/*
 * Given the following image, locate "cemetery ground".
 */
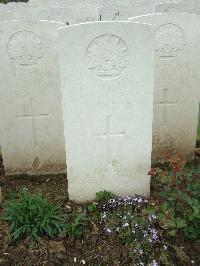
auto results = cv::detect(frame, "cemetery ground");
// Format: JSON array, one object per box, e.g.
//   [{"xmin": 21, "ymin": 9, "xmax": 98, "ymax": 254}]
[{"xmin": 0, "ymin": 151, "xmax": 199, "ymax": 266}]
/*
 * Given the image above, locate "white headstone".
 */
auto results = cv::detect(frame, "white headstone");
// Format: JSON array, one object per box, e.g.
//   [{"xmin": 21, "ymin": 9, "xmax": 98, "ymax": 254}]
[
  {"xmin": 14, "ymin": 7, "xmax": 73, "ymax": 24},
  {"xmin": 13, "ymin": 7, "xmax": 49, "ymax": 20},
  {"xmin": 27, "ymin": 0, "xmax": 59, "ymax": 8},
  {"xmin": 46, "ymin": 7, "xmax": 74, "ymax": 25},
  {"xmin": 0, "ymin": 20, "xmax": 66, "ymax": 175},
  {"xmin": 6, "ymin": 1, "xmax": 27, "ymax": 11},
  {"xmin": 70, "ymin": 1, "xmax": 98, "ymax": 23},
  {"xmin": 99, "ymin": 0, "xmax": 153, "ymax": 21},
  {"xmin": 155, "ymin": 0, "xmax": 200, "ymax": 15},
  {"xmin": 0, "ymin": 10, "xmax": 14, "ymax": 22},
  {"xmin": 0, "ymin": 3, "xmax": 7, "ymax": 9},
  {"xmin": 153, "ymin": 0, "xmax": 179, "ymax": 3},
  {"xmin": 129, "ymin": 13, "xmax": 200, "ymax": 160},
  {"xmin": 58, "ymin": 22, "xmax": 154, "ymax": 202}
]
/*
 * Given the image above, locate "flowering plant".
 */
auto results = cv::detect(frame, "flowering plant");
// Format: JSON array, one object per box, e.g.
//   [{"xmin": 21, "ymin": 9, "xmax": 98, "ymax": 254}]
[
  {"xmin": 150, "ymin": 153, "xmax": 200, "ymax": 239},
  {"xmin": 99, "ymin": 195, "xmax": 163, "ymax": 265}
]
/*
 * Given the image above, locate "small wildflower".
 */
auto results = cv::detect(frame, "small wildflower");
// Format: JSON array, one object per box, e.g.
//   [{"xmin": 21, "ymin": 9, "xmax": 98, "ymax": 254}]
[
  {"xmin": 148, "ymin": 214, "xmax": 157, "ymax": 222},
  {"xmin": 106, "ymin": 228, "xmax": 112, "ymax": 233},
  {"xmin": 74, "ymin": 257, "xmax": 77, "ymax": 262},
  {"xmin": 150, "ymin": 229, "xmax": 158, "ymax": 242},
  {"xmin": 163, "ymin": 245, "xmax": 168, "ymax": 250},
  {"xmin": 123, "ymin": 222, "xmax": 129, "ymax": 228},
  {"xmin": 81, "ymin": 259, "xmax": 86, "ymax": 265},
  {"xmin": 149, "ymin": 260, "xmax": 159, "ymax": 266},
  {"xmin": 139, "ymin": 249, "xmax": 143, "ymax": 254}
]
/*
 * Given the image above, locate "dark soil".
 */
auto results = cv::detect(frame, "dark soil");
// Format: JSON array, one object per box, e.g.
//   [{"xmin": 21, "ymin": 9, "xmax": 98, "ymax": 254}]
[
  {"xmin": 0, "ymin": 148, "xmax": 200, "ymax": 266},
  {"xmin": 0, "ymin": 172, "xmax": 199, "ymax": 266}
]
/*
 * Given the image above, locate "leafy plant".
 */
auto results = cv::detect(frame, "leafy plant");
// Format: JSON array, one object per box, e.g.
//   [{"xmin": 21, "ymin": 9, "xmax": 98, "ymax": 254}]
[
  {"xmin": 66, "ymin": 213, "xmax": 88, "ymax": 236},
  {"xmin": 151, "ymin": 154, "xmax": 200, "ymax": 239},
  {"xmin": 85, "ymin": 203, "xmax": 97, "ymax": 213},
  {"xmin": 96, "ymin": 190, "xmax": 115, "ymax": 202},
  {"xmin": 1, "ymin": 189, "xmax": 68, "ymax": 242}
]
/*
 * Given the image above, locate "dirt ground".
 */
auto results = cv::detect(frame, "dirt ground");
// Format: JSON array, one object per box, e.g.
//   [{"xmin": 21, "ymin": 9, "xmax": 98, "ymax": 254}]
[
  {"xmin": 0, "ymin": 147, "xmax": 199, "ymax": 266},
  {"xmin": 0, "ymin": 171, "xmax": 199, "ymax": 266}
]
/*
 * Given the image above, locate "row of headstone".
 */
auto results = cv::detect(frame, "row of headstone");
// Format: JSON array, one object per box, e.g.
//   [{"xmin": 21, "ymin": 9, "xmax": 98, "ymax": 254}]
[
  {"xmin": 61, "ymin": 14, "xmax": 200, "ymax": 201},
  {"xmin": 0, "ymin": 2, "xmax": 200, "ymax": 201},
  {"xmin": 1, "ymin": 0, "xmax": 200, "ymax": 24}
]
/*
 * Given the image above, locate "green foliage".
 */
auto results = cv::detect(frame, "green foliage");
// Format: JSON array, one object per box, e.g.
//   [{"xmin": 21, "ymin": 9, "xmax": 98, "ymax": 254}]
[
  {"xmin": 85, "ymin": 203, "xmax": 97, "ymax": 213},
  {"xmin": 0, "ymin": 1, "xmax": 28, "ymax": 3},
  {"xmin": 152, "ymin": 160, "xmax": 200, "ymax": 239},
  {"xmin": 1, "ymin": 190, "xmax": 68, "ymax": 242},
  {"xmin": 96, "ymin": 190, "xmax": 115, "ymax": 202},
  {"xmin": 65, "ymin": 213, "xmax": 88, "ymax": 236}
]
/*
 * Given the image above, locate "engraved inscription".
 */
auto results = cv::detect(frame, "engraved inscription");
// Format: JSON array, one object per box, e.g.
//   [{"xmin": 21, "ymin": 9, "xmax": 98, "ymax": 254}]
[
  {"xmin": 18, "ymin": 98, "xmax": 50, "ymax": 150},
  {"xmin": 8, "ymin": 30, "xmax": 44, "ymax": 66},
  {"xmin": 155, "ymin": 23, "xmax": 185, "ymax": 58},
  {"xmin": 154, "ymin": 88, "xmax": 177, "ymax": 128},
  {"xmin": 92, "ymin": 115, "xmax": 126, "ymax": 170},
  {"xmin": 86, "ymin": 34, "xmax": 129, "ymax": 78}
]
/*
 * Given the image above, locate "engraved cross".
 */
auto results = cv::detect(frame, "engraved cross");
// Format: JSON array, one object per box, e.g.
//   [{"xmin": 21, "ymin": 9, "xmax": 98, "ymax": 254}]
[
  {"xmin": 154, "ymin": 88, "xmax": 177, "ymax": 128},
  {"xmin": 92, "ymin": 115, "xmax": 126, "ymax": 168},
  {"xmin": 18, "ymin": 98, "xmax": 50, "ymax": 149}
]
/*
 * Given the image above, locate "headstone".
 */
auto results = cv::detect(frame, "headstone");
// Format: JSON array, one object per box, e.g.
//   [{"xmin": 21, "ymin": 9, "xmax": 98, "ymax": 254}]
[
  {"xmin": 0, "ymin": 20, "xmax": 66, "ymax": 175},
  {"xmin": 98, "ymin": 4, "xmax": 118, "ymax": 21},
  {"xmin": 129, "ymin": 13, "xmax": 200, "ymax": 160},
  {"xmin": 153, "ymin": 0, "xmax": 179, "ymax": 3},
  {"xmin": 99, "ymin": 0, "xmax": 153, "ymax": 21},
  {"xmin": 13, "ymin": 6, "xmax": 73, "ymax": 24},
  {"xmin": 0, "ymin": 10, "xmax": 14, "ymax": 22},
  {"xmin": 155, "ymin": 0, "xmax": 200, "ymax": 15},
  {"xmin": 58, "ymin": 22, "xmax": 154, "ymax": 201},
  {"xmin": 6, "ymin": 2, "xmax": 27, "ymax": 11},
  {"xmin": 28, "ymin": 0, "xmax": 96, "ymax": 8},
  {"xmin": 27, "ymin": 0, "xmax": 59, "ymax": 8},
  {"xmin": 13, "ymin": 7, "xmax": 49, "ymax": 20},
  {"xmin": 0, "ymin": 3, "xmax": 7, "ymax": 9},
  {"xmin": 70, "ymin": 1, "xmax": 98, "ymax": 23},
  {"xmin": 46, "ymin": 7, "xmax": 74, "ymax": 25}
]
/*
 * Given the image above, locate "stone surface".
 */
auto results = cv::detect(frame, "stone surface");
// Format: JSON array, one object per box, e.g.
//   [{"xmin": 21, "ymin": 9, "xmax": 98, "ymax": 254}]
[
  {"xmin": 129, "ymin": 13, "xmax": 200, "ymax": 160},
  {"xmin": 70, "ymin": 1, "xmax": 98, "ymax": 23},
  {"xmin": 13, "ymin": 7, "xmax": 49, "ymax": 20},
  {"xmin": 0, "ymin": 10, "xmax": 14, "ymax": 22},
  {"xmin": 27, "ymin": 0, "xmax": 97, "ymax": 23},
  {"xmin": 58, "ymin": 22, "xmax": 154, "ymax": 201},
  {"xmin": 13, "ymin": 7, "xmax": 74, "ymax": 24},
  {"xmin": 99, "ymin": 0, "xmax": 153, "ymax": 21},
  {"xmin": 45, "ymin": 7, "xmax": 73, "ymax": 25},
  {"xmin": 6, "ymin": 2, "xmax": 27, "ymax": 11},
  {"xmin": 155, "ymin": 0, "xmax": 200, "ymax": 15},
  {"xmin": 0, "ymin": 20, "xmax": 66, "ymax": 175}
]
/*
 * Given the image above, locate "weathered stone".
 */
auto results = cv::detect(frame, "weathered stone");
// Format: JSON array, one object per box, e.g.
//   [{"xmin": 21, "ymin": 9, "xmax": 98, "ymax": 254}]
[
  {"xmin": 0, "ymin": 21, "xmax": 66, "ymax": 175},
  {"xmin": 130, "ymin": 13, "xmax": 200, "ymax": 160},
  {"xmin": 58, "ymin": 22, "xmax": 154, "ymax": 201}
]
